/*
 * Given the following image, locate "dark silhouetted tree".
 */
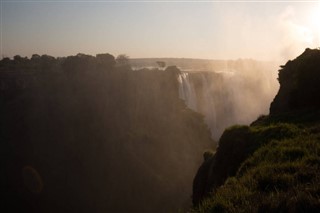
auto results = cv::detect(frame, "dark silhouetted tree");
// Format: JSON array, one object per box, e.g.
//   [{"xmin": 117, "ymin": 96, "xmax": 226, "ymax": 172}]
[
  {"xmin": 165, "ymin": 65, "xmax": 181, "ymax": 75},
  {"xmin": 31, "ymin": 54, "xmax": 41, "ymax": 61},
  {"xmin": 40, "ymin": 55, "xmax": 56, "ymax": 72},
  {"xmin": 96, "ymin": 53, "xmax": 116, "ymax": 71},
  {"xmin": 156, "ymin": 61, "xmax": 166, "ymax": 69},
  {"xmin": 116, "ymin": 54, "xmax": 131, "ymax": 70}
]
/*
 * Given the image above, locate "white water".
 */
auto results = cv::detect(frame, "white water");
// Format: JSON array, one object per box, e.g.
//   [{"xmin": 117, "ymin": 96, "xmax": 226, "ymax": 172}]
[
  {"xmin": 178, "ymin": 69, "xmax": 278, "ymax": 143},
  {"xmin": 178, "ymin": 73, "xmax": 198, "ymax": 111}
]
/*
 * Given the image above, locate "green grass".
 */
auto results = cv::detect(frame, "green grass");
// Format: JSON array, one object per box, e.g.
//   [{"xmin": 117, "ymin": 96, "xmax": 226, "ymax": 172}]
[{"xmin": 193, "ymin": 112, "xmax": 320, "ymax": 212}]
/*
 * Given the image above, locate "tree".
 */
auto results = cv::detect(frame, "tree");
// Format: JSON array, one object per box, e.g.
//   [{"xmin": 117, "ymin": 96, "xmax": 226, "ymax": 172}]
[
  {"xmin": 116, "ymin": 54, "xmax": 131, "ymax": 70},
  {"xmin": 1, "ymin": 57, "xmax": 11, "ymax": 64},
  {"xmin": 13, "ymin": 55, "xmax": 23, "ymax": 63},
  {"xmin": 116, "ymin": 54, "xmax": 130, "ymax": 69},
  {"xmin": 156, "ymin": 61, "xmax": 166, "ymax": 69},
  {"xmin": 96, "ymin": 53, "xmax": 116, "ymax": 70},
  {"xmin": 31, "ymin": 54, "xmax": 41, "ymax": 61},
  {"xmin": 165, "ymin": 66, "xmax": 181, "ymax": 75}
]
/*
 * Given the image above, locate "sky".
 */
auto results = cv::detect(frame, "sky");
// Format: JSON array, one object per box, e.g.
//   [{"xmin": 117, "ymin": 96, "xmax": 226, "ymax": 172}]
[{"xmin": 1, "ymin": 0, "xmax": 320, "ymax": 61}]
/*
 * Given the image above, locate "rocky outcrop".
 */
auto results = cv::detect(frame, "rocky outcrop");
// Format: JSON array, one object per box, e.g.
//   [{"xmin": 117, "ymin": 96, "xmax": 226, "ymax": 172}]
[
  {"xmin": 192, "ymin": 48, "xmax": 320, "ymax": 207},
  {"xmin": 270, "ymin": 48, "xmax": 320, "ymax": 114},
  {"xmin": 192, "ymin": 125, "xmax": 253, "ymax": 205}
]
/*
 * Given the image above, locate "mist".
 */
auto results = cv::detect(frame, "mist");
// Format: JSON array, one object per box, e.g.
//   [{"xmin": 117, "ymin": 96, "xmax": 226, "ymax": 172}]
[
  {"xmin": 1, "ymin": 53, "xmax": 282, "ymax": 212},
  {"xmin": 178, "ymin": 62, "xmax": 279, "ymax": 142},
  {"xmin": 1, "ymin": 56, "xmax": 215, "ymax": 212},
  {"xmin": 132, "ymin": 58, "xmax": 279, "ymax": 142},
  {"xmin": 2, "ymin": 1, "xmax": 319, "ymax": 213}
]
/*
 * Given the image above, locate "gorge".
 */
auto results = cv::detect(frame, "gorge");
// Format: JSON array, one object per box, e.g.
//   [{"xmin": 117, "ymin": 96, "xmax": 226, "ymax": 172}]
[
  {"xmin": 0, "ymin": 55, "xmax": 285, "ymax": 212},
  {"xmin": 177, "ymin": 64, "xmax": 278, "ymax": 141}
]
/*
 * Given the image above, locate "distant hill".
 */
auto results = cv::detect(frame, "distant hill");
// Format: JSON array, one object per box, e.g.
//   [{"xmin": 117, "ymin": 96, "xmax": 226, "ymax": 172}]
[{"xmin": 192, "ymin": 48, "xmax": 320, "ymax": 212}]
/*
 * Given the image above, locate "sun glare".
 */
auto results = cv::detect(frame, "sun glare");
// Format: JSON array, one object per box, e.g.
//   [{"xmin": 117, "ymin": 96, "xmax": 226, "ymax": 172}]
[
  {"xmin": 310, "ymin": 3, "xmax": 320, "ymax": 27},
  {"xmin": 309, "ymin": 1, "xmax": 320, "ymax": 46}
]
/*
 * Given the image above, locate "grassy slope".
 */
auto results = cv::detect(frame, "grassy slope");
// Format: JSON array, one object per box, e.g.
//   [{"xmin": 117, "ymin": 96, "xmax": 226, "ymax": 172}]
[
  {"xmin": 193, "ymin": 109, "xmax": 320, "ymax": 212},
  {"xmin": 192, "ymin": 48, "xmax": 320, "ymax": 212}
]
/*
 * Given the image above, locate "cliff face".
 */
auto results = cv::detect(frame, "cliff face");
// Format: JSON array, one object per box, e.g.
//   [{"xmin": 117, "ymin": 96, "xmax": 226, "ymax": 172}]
[
  {"xmin": 178, "ymin": 68, "xmax": 277, "ymax": 142},
  {"xmin": 270, "ymin": 48, "xmax": 320, "ymax": 114},
  {"xmin": 1, "ymin": 58, "xmax": 214, "ymax": 213},
  {"xmin": 192, "ymin": 49, "xmax": 320, "ymax": 212}
]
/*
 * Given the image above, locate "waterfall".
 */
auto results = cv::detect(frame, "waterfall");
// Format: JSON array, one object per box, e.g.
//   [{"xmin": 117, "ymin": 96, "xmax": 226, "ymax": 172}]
[
  {"xmin": 178, "ymin": 73, "xmax": 198, "ymax": 111},
  {"xmin": 177, "ymin": 70, "xmax": 278, "ymax": 143},
  {"xmin": 178, "ymin": 72, "xmax": 220, "ymax": 141},
  {"xmin": 200, "ymin": 74, "xmax": 218, "ymax": 136}
]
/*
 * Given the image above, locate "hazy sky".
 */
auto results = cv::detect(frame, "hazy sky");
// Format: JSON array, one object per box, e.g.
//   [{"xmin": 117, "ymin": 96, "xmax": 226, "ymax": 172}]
[{"xmin": 1, "ymin": 0, "xmax": 320, "ymax": 61}]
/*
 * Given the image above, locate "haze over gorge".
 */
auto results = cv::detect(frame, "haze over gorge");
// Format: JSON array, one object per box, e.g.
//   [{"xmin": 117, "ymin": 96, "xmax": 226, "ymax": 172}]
[
  {"xmin": 1, "ymin": 1, "xmax": 320, "ymax": 213},
  {"xmin": 1, "ymin": 53, "xmax": 279, "ymax": 212},
  {"xmin": 132, "ymin": 58, "xmax": 279, "ymax": 141}
]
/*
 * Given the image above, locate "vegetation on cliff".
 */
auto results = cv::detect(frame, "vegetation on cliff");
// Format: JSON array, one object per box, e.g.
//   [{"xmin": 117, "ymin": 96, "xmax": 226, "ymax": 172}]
[
  {"xmin": 192, "ymin": 48, "xmax": 320, "ymax": 212},
  {"xmin": 1, "ymin": 53, "xmax": 213, "ymax": 213}
]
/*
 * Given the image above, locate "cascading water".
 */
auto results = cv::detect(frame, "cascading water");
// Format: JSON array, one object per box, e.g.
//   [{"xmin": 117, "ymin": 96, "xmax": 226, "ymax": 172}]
[
  {"xmin": 177, "ymin": 69, "xmax": 278, "ymax": 143},
  {"xmin": 178, "ymin": 73, "xmax": 198, "ymax": 111}
]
